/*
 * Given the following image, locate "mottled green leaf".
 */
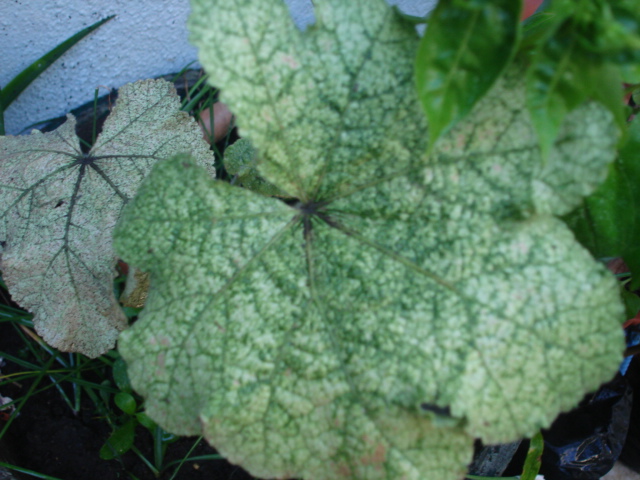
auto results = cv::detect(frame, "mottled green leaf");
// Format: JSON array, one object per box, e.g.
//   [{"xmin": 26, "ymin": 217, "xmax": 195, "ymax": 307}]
[
  {"xmin": 566, "ymin": 119, "xmax": 640, "ymax": 287},
  {"xmin": 415, "ymin": 0, "xmax": 521, "ymax": 148},
  {"xmin": 224, "ymin": 138, "xmax": 289, "ymax": 197},
  {"xmin": 0, "ymin": 79, "xmax": 214, "ymax": 357},
  {"xmin": 115, "ymin": 154, "xmax": 475, "ymax": 480},
  {"xmin": 191, "ymin": 0, "xmax": 425, "ymax": 201},
  {"xmin": 114, "ymin": 1, "xmax": 624, "ymax": 479}
]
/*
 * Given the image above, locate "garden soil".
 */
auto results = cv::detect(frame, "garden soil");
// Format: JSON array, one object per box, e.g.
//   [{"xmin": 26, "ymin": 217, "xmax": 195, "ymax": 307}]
[{"xmin": 0, "ymin": 321, "xmax": 256, "ymax": 480}]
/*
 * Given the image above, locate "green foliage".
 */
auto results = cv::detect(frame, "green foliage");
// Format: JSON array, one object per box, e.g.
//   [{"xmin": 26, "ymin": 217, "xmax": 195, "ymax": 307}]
[
  {"xmin": 523, "ymin": 0, "xmax": 638, "ymax": 157},
  {"xmin": 224, "ymin": 138, "xmax": 290, "ymax": 197},
  {"xmin": 0, "ymin": 280, "xmax": 220, "ymax": 479},
  {"xmin": 520, "ymin": 431, "xmax": 544, "ymax": 480},
  {"xmin": 566, "ymin": 118, "xmax": 640, "ymax": 288},
  {"xmin": 416, "ymin": 0, "xmax": 640, "ymax": 157},
  {"xmin": 0, "ymin": 79, "xmax": 214, "ymax": 357},
  {"xmin": 1, "ymin": 1, "xmax": 637, "ymax": 479},
  {"xmin": 415, "ymin": 0, "xmax": 521, "ymax": 148},
  {"xmin": 99, "ymin": 357, "xmax": 180, "ymax": 469},
  {"xmin": 110, "ymin": 1, "xmax": 625, "ymax": 479},
  {"xmin": 100, "ymin": 417, "xmax": 137, "ymax": 460}
]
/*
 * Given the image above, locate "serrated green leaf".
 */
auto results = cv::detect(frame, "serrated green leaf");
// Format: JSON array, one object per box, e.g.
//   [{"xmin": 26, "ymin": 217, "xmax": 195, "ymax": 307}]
[
  {"xmin": 415, "ymin": 0, "xmax": 521, "ymax": 148},
  {"xmin": 0, "ymin": 79, "xmax": 214, "ymax": 357},
  {"xmin": 113, "ymin": 2, "xmax": 624, "ymax": 479}
]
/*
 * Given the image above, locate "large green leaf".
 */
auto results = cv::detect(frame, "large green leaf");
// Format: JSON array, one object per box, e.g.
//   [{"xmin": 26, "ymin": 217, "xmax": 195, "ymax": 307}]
[
  {"xmin": 415, "ymin": 0, "xmax": 521, "ymax": 148},
  {"xmin": 114, "ymin": 1, "xmax": 624, "ymax": 478},
  {"xmin": 0, "ymin": 79, "xmax": 214, "ymax": 357}
]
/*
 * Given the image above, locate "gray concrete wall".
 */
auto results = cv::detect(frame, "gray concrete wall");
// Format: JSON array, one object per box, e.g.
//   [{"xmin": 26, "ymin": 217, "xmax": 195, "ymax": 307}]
[{"xmin": 1, "ymin": 0, "xmax": 435, "ymax": 135}]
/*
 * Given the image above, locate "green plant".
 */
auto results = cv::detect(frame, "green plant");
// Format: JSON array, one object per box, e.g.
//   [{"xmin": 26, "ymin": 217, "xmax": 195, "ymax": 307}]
[
  {"xmin": 98, "ymin": 353, "xmax": 224, "ymax": 479},
  {"xmin": 0, "ymin": 286, "xmax": 223, "ymax": 480},
  {"xmin": 109, "ymin": 0, "xmax": 635, "ymax": 479},
  {"xmin": 416, "ymin": 0, "xmax": 639, "ymax": 157},
  {"xmin": 0, "ymin": 60, "xmax": 230, "ymax": 476},
  {"xmin": 1, "ymin": 0, "xmax": 639, "ymax": 479},
  {"xmin": 418, "ymin": 0, "xmax": 640, "ymax": 290}
]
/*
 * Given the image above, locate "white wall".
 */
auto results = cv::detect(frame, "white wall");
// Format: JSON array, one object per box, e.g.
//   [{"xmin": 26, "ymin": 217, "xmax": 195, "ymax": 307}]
[{"xmin": 1, "ymin": 0, "xmax": 435, "ymax": 135}]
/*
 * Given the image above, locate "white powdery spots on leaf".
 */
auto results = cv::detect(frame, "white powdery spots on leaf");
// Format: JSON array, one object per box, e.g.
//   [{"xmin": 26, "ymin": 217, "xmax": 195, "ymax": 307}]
[
  {"xmin": 190, "ymin": 0, "xmax": 425, "ymax": 200},
  {"xmin": 0, "ymin": 79, "xmax": 213, "ymax": 357},
  {"xmin": 533, "ymin": 102, "xmax": 618, "ymax": 216},
  {"xmin": 112, "ymin": 1, "xmax": 625, "ymax": 479},
  {"xmin": 451, "ymin": 216, "xmax": 624, "ymax": 441}
]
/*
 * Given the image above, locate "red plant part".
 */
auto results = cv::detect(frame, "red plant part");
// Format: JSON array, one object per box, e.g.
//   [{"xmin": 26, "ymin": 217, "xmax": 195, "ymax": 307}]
[
  {"xmin": 624, "ymin": 312, "xmax": 640, "ymax": 329},
  {"xmin": 522, "ymin": 0, "xmax": 544, "ymax": 21}
]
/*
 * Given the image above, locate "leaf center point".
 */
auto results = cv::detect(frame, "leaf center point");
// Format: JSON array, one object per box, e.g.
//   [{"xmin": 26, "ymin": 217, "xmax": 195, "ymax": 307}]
[
  {"xmin": 298, "ymin": 200, "xmax": 324, "ymax": 216},
  {"xmin": 74, "ymin": 154, "xmax": 97, "ymax": 167}
]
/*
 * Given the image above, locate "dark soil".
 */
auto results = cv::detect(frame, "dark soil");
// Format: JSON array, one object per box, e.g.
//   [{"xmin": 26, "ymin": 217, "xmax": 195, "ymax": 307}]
[{"xmin": 0, "ymin": 320, "xmax": 256, "ymax": 480}]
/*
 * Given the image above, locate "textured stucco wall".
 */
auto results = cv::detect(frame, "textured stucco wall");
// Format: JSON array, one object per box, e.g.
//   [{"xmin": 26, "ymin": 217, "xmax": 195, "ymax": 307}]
[{"xmin": 1, "ymin": 0, "xmax": 435, "ymax": 135}]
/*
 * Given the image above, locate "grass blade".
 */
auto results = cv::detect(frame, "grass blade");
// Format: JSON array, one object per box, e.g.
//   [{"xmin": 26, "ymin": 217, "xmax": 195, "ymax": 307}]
[
  {"xmin": 0, "ymin": 86, "xmax": 4, "ymax": 135},
  {"xmin": 0, "ymin": 461, "xmax": 65, "ymax": 480},
  {"xmin": 520, "ymin": 431, "xmax": 544, "ymax": 480},
  {"xmin": 0, "ymin": 15, "xmax": 115, "ymax": 111}
]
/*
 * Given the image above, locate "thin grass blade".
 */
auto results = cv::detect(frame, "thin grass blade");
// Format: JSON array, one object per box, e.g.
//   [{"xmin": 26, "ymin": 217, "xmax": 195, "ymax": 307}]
[
  {"xmin": 0, "ymin": 461, "xmax": 65, "ymax": 480},
  {"xmin": 0, "ymin": 15, "xmax": 114, "ymax": 110}
]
